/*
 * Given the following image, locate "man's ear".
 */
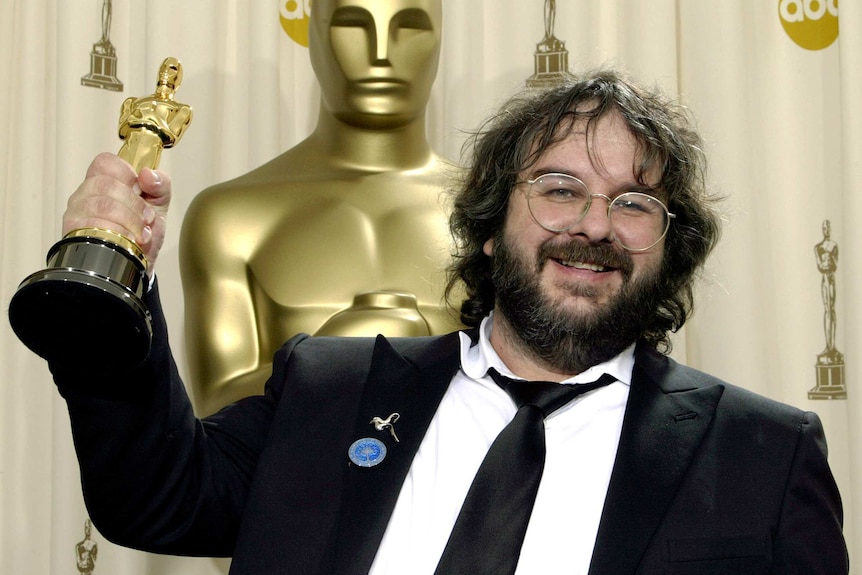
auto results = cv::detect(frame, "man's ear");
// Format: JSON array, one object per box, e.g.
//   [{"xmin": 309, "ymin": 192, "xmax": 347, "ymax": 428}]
[{"xmin": 483, "ymin": 237, "xmax": 494, "ymax": 256}]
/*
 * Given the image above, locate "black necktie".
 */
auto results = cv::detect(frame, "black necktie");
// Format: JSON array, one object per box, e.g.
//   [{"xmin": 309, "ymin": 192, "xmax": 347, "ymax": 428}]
[{"xmin": 434, "ymin": 368, "xmax": 616, "ymax": 575}]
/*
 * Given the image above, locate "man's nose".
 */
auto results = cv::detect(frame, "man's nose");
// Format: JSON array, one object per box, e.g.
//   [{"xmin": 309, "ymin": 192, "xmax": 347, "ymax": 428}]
[{"xmin": 567, "ymin": 195, "xmax": 614, "ymax": 243}]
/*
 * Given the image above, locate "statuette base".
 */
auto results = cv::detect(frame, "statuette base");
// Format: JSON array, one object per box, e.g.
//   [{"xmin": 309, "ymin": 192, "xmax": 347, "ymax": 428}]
[{"xmin": 9, "ymin": 234, "xmax": 152, "ymax": 371}]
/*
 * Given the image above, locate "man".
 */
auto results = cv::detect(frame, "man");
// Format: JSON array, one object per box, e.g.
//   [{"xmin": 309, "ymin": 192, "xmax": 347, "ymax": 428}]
[{"xmin": 52, "ymin": 69, "xmax": 847, "ymax": 574}]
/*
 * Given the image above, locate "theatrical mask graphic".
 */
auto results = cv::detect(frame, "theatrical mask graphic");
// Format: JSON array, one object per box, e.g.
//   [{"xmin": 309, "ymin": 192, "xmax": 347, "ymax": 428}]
[
  {"xmin": 809, "ymin": 219, "xmax": 847, "ymax": 399},
  {"xmin": 527, "ymin": 0, "xmax": 574, "ymax": 87},
  {"xmin": 81, "ymin": 0, "xmax": 123, "ymax": 91}
]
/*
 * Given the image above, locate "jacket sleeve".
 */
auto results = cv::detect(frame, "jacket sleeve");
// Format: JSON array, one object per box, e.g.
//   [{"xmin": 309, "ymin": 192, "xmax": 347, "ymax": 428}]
[
  {"xmin": 772, "ymin": 410, "xmax": 848, "ymax": 574},
  {"xmin": 50, "ymin": 281, "xmax": 299, "ymax": 557}
]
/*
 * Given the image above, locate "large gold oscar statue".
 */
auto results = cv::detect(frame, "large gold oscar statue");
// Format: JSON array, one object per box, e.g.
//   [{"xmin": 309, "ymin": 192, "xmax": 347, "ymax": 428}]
[{"xmin": 180, "ymin": 0, "xmax": 462, "ymax": 415}]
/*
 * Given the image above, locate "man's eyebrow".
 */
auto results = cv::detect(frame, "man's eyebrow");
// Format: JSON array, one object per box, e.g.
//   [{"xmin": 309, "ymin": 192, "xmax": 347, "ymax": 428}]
[
  {"xmin": 527, "ymin": 167, "xmax": 577, "ymax": 179},
  {"xmin": 527, "ymin": 167, "xmax": 664, "ymax": 196}
]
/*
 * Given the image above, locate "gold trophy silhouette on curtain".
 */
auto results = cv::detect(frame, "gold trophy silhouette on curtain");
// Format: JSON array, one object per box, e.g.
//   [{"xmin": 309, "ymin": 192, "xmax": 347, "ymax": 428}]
[
  {"xmin": 527, "ymin": 0, "xmax": 573, "ymax": 88},
  {"xmin": 81, "ymin": 0, "xmax": 123, "ymax": 91},
  {"xmin": 9, "ymin": 58, "xmax": 192, "ymax": 370},
  {"xmin": 75, "ymin": 519, "xmax": 98, "ymax": 575},
  {"xmin": 810, "ymin": 219, "xmax": 847, "ymax": 399},
  {"xmin": 180, "ymin": 0, "xmax": 461, "ymax": 415}
]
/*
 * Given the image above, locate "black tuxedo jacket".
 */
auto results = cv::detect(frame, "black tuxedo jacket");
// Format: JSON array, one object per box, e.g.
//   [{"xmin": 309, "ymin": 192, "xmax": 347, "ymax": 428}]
[{"xmin": 53, "ymin": 287, "xmax": 848, "ymax": 574}]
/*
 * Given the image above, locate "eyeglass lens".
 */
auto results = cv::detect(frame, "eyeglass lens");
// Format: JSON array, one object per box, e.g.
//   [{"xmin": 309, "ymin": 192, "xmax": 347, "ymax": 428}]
[{"xmin": 526, "ymin": 174, "xmax": 671, "ymax": 251}]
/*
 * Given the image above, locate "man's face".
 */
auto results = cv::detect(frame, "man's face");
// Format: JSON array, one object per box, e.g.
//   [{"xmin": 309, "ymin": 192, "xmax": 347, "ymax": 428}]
[
  {"xmin": 484, "ymin": 111, "xmax": 668, "ymax": 373},
  {"xmin": 309, "ymin": 0, "xmax": 442, "ymax": 128}
]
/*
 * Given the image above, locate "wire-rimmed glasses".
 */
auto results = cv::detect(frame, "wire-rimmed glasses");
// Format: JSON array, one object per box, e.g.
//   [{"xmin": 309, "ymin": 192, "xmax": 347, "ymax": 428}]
[{"xmin": 521, "ymin": 172, "xmax": 675, "ymax": 252}]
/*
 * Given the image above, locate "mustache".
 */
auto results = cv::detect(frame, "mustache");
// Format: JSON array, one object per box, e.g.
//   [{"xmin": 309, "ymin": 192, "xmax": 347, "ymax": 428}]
[{"xmin": 536, "ymin": 239, "xmax": 634, "ymax": 276}]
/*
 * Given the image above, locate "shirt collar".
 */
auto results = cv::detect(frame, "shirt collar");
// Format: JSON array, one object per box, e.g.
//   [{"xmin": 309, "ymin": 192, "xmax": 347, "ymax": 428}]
[{"xmin": 459, "ymin": 312, "xmax": 634, "ymax": 386}]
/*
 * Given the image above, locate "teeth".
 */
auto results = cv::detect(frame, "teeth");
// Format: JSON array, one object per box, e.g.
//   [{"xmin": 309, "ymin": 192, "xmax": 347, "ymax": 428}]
[{"xmin": 558, "ymin": 259, "xmax": 607, "ymax": 272}]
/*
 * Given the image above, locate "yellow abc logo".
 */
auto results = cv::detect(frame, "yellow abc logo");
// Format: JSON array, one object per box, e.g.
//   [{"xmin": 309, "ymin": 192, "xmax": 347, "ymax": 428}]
[
  {"xmin": 280, "ymin": 0, "xmax": 311, "ymax": 47},
  {"xmin": 778, "ymin": 0, "xmax": 839, "ymax": 51}
]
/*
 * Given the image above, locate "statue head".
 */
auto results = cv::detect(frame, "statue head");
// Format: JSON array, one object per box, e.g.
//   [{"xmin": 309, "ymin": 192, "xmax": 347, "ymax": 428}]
[
  {"xmin": 157, "ymin": 57, "xmax": 183, "ymax": 92},
  {"xmin": 308, "ymin": 0, "xmax": 443, "ymax": 129},
  {"xmin": 823, "ymin": 219, "xmax": 831, "ymax": 238}
]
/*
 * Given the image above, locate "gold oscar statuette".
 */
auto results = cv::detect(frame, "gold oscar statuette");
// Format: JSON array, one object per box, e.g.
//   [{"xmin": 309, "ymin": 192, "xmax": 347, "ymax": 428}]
[{"xmin": 9, "ymin": 57, "xmax": 192, "ymax": 371}]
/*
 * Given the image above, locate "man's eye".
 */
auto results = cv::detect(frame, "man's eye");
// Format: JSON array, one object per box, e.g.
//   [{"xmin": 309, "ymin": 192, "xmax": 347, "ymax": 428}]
[
  {"xmin": 540, "ymin": 186, "xmax": 584, "ymax": 200},
  {"xmin": 613, "ymin": 197, "xmax": 656, "ymax": 215}
]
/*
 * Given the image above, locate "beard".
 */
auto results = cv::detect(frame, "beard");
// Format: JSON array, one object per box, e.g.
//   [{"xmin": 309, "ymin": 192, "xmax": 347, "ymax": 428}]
[{"xmin": 491, "ymin": 231, "xmax": 668, "ymax": 375}]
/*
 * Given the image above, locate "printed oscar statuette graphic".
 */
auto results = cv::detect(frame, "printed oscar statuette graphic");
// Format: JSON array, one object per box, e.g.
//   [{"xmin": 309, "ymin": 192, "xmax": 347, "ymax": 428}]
[
  {"xmin": 809, "ymin": 219, "xmax": 847, "ymax": 399},
  {"xmin": 81, "ymin": 0, "xmax": 123, "ymax": 91},
  {"xmin": 9, "ymin": 58, "xmax": 192, "ymax": 371},
  {"xmin": 526, "ymin": 0, "xmax": 573, "ymax": 88}
]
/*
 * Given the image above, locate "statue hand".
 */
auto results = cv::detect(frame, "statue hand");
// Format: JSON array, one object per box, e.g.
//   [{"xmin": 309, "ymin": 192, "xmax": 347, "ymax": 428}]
[{"xmin": 63, "ymin": 152, "xmax": 172, "ymax": 273}]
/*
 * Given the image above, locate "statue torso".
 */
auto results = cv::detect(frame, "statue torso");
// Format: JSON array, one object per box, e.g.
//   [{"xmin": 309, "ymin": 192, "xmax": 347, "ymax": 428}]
[{"xmin": 183, "ymin": 155, "xmax": 463, "ymax": 351}]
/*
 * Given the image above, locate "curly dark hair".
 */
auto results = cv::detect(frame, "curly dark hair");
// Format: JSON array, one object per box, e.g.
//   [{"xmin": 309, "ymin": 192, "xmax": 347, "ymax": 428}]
[{"xmin": 445, "ymin": 69, "xmax": 722, "ymax": 352}]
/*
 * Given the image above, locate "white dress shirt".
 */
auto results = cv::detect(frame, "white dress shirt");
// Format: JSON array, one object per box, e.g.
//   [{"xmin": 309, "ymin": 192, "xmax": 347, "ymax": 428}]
[{"xmin": 370, "ymin": 314, "xmax": 633, "ymax": 574}]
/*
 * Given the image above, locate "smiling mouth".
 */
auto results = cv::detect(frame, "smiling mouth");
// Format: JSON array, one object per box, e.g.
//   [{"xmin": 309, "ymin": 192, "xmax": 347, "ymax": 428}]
[{"xmin": 554, "ymin": 258, "xmax": 612, "ymax": 272}]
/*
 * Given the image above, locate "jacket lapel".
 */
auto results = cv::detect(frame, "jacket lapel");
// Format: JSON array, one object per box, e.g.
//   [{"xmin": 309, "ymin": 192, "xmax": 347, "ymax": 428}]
[
  {"xmin": 588, "ymin": 344, "xmax": 724, "ymax": 575},
  {"xmin": 327, "ymin": 333, "xmax": 718, "ymax": 574},
  {"xmin": 332, "ymin": 331, "xmax": 462, "ymax": 575}
]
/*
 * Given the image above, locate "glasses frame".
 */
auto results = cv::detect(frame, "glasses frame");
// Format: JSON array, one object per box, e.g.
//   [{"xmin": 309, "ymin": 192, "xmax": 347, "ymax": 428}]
[{"xmin": 520, "ymin": 172, "xmax": 676, "ymax": 252}]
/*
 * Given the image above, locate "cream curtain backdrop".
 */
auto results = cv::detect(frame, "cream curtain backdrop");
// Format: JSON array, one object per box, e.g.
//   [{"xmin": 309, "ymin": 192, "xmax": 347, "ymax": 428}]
[{"xmin": 0, "ymin": 0, "xmax": 856, "ymax": 573}]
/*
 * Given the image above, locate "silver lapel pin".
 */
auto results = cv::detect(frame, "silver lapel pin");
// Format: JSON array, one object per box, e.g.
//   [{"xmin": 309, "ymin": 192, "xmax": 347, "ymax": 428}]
[{"xmin": 370, "ymin": 412, "xmax": 401, "ymax": 443}]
